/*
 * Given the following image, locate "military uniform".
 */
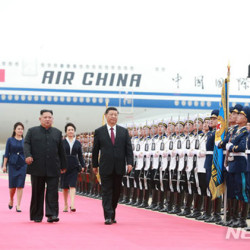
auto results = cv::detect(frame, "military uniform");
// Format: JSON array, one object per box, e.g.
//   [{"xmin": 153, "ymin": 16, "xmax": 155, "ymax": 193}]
[
  {"xmin": 217, "ymin": 105, "xmax": 243, "ymax": 226},
  {"xmin": 203, "ymin": 110, "xmax": 223, "ymax": 223}
]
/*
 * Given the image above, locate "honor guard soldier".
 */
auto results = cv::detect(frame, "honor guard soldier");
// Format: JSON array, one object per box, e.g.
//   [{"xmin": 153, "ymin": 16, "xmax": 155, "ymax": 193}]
[
  {"xmin": 145, "ymin": 121, "xmax": 160, "ymax": 210},
  {"xmin": 195, "ymin": 114, "xmax": 212, "ymax": 221},
  {"xmin": 160, "ymin": 119, "xmax": 176, "ymax": 212},
  {"xmin": 203, "ymin": 109, "xmax": 223, "ymax": 223},
  {"xmin": 139, "ymin": 122, "xmax": 152, "ymax": 208},
  {"xmin": 126, "ymin": 123, "xmax": 139, "ymax": 205},
  {"xmin": 217, "ymin": 104, "xmax": 243, "ymax": 226},
  {"xmin": 168, "ymin": 118, "xmax": 185, "ymax": 214},
  {"xmin": 222, "ymin": 106, "xmax": 249, "ymax": 228},
  {"xmin": 177, "ymin": 117, "xmax": 194, "ymax": 216},
  {"xmin": 132, "ymin": 123, "xmax": 145, "ymax": 207},
  {"xmin": 185, "ymin": 115, "xmax": 204, "ymax": 218},
  {"xmin": 152, "ymin": 120, "xmax": 167, "ymax": 211}
]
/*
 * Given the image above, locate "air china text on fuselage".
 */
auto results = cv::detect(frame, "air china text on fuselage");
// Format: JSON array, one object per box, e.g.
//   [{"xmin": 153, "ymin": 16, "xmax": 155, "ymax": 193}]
[{"xmin": 42, "ymin": 71, "xmax": 142, "ymax": 87}]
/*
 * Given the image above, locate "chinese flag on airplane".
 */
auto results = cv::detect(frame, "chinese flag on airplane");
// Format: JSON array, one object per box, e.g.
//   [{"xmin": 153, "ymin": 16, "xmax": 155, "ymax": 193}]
[{"xmin": 0, "ymin": 69, "xmax": 5, "ymax": 82}]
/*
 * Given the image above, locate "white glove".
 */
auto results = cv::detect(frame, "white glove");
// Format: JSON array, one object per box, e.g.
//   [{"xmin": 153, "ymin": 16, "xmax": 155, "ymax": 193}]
[
  {"xmin": 154, "ymin": 152, "xmax": 159, "ymax": 157},
  {"xmin": 162, "ymin": 152, "xmax": 168, "ymax": 158},
  {"xmin": 178, "ymin": 151, "xmax": 184, "ymax": 158},
  {"xmin": 226, "ymin": 143, "xmax": 233, "ymax": 151},
  {"xmin": 198, "ymin": 150, "xmax": 206, "ymax": 157},
  {"xmin": 215, "ymin": 141, "xmax": 221, "ymax": 147},
  {"xmin": 171, "ymin": 150, "xmax": 177, "ymax": 157},
  {"xmin": 188, "ymin": 150, "xmax": 194, "ymax": 157},
  {"xmin": 138, "ymin": 152, "xmax": 144, "ymax": 158}
]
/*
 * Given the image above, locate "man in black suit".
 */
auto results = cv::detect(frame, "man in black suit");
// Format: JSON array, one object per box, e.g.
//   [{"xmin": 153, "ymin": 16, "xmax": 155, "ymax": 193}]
[
  {"xmin": 92, "ymin": 107, "xmax": 133, "ymax": 225},
  {"xmin": 24, "ymin": 109, "xmax": 67, "ymax": 223}
]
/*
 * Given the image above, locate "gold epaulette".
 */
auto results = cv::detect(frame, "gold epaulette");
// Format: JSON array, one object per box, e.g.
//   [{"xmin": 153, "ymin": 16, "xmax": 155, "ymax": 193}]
[{"xmin": 232, "ymin": 145, "xmax": 238, "ymax": 152}]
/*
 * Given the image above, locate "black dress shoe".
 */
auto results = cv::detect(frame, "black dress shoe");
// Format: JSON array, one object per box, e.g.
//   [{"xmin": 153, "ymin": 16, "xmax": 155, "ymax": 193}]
[
  {"xmin": 205, "ymin": 215, "xmax": 221, "ymax": 223},
  {"xmin": 186, "ymin": 211, "xmax": 201, "ymax": 218},
  {"xmin": 34, "ymin": 219, "xmax": 42, "ymax": 223},
  {"xmin": 47, "ymin": 216, "xmax": 59, "ymax": 223},
  {"xmin": 112, "ymin": 219, "xmax": 117, "ymax": 224},
  {"xmin": 139, "ymin": 203, "xmax": 149, "ymax": 208},
  {"xmin": 104, "ymin": 219, "xmax": 112, "ymax": 225},
  {"xmin": 70, "ymin": 207, "xmax": 76, "ymax": 212},
  {"xmin": 16, "ymin": 206, "xmax": 22, "ymax": 212},
  {"xmin": 168, "ymin": 208, "xmax": 181, "ymax": 214},
  {"xmin": 145, "ymin": 204, "xmax": 157, "ymax": 210},
  {"xmin": 8, "ymin": 202, "xmax": 13, "ymax": 210},
  {"xmin": 232, "ymin": 219, "xmax": 248, "ymax": 228}
]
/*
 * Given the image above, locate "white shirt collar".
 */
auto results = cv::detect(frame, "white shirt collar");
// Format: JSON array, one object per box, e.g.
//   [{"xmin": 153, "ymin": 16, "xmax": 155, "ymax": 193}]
[
  {"xmin": 66, "ymin": 137, "xmax": 76, "ymax": 154},
  {"xmin": 107, "ymin": 124, "xmax": 116, "ymax": 131}
]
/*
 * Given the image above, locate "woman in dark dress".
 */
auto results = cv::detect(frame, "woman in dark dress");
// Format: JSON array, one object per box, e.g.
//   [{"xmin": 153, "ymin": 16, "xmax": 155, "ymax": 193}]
[
  {"xmin": 2, "ymin": 122, "xmax": 27, "ymax": 212},
  {"xmin": 61, "ymin": 123, "xmax": 85, "ymax": 212}
]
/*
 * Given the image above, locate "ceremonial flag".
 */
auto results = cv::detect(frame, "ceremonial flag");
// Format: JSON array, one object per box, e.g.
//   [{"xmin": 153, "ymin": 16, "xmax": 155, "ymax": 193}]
[{"xmin": 209, "ymin": 75, "xmax": 229, "ymax": 200}]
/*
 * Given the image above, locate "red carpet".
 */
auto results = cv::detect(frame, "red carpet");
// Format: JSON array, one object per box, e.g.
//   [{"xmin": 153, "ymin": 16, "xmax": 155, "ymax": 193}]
[{"xmin": 0, "ymin": 176, "xmax": 249, "ymax": 250}]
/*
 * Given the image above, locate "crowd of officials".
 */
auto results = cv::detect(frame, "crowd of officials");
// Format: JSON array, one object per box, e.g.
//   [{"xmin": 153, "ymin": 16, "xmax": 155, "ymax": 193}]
[{"xmin": 1, "ymin": 105, "xmax": 250, "ymax": 229}]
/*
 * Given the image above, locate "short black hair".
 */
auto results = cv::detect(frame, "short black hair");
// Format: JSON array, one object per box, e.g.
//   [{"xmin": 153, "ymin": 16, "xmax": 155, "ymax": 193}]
[
  {"xmin": 65, "ymin": 122, "xmax": 76, "ymax": 132},
  {"xmin": 40, "ymin": 109, "xmax": 53, "ymax": 115},
  {"xmin": 105, "ymin": 107, "xmax": 119, "ymax": 115}
]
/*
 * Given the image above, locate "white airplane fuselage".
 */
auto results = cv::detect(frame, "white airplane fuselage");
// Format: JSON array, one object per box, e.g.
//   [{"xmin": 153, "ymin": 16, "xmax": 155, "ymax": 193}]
[{"xmin": 0, "ymin": 59, "xmax": 249, "ymax": 148}]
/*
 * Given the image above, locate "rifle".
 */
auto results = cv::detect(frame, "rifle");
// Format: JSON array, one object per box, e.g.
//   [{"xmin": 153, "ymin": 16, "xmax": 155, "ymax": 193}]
[
  {"xmin": 171, "ymin": 116, "xmax": 181, "ymax": 181},
  {"xmin": 163, "ymin": 123, "xmax": 174, "ymax": 182},
  {"xmin": 154, "ymin": 155, "xmax": 162, "ymax": 181},
  {"xmin": 163, "ymin": 117, "xmax": 173, "ymax": 182},
  {"xmin": 180, "ymin": 114, "xmax": 191, "ymax": 182},
  {"xmin": 154, "ymin": 121, "xmax": 165, "ymax": 181},
  {"xmin": 189, "ymin": 116, "xmax": 200, "ymax": 183}
]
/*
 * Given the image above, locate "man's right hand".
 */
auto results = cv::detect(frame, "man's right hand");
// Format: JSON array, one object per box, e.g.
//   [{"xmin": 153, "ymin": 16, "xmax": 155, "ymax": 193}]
[
  {"xmin": 25, "ymin": 157, "xmax": 33, "ymax": 165},
  {"xmin": 2, "ymin": 166, "xmax": 7, "ymax": 173},
  {"xmin": 92, "ymin": 167, "xmax": 98, "ymax": 175}
]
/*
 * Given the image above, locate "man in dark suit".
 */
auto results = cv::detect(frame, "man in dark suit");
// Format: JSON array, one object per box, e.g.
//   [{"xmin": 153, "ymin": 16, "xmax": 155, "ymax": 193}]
[
  {"xmin": 24, "ymin": 109, "xmax": 67, "ymax": 223},
  {"xmin": 92, "ymin": 107, "xmax": 133, "ymax": 225}
]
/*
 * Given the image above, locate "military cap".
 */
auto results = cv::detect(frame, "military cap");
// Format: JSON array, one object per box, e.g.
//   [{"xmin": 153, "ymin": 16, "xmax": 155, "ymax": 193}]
[
  {"xmin": 163, "ymin": 119, "xmax": 168, "ymax": 128},
  {"xmin": 233, "ymin": 104, "xmax": 243, "ymax": 114},
  {"xmin": 143, "ymin": 121, "xmax": 151, "ymax": 129},
  {"xmin": 185, "ymin": 119, "xmax": 194, "ymax": 125},
  {"xmin": 194, "ymin": 115, "xmax": 204, "ymax": 123},
  {"xmin": 179, "ymin": 121, "xmax": 185, "ymax": 126},
  {"xmin": 168, "ymin": 120, "xmax": 176, "ymax": 126},
  {"xmin": 240, "ymin": 106, "xmax": 250, "ymax": 122},
  {"xmin": 211, "ymin": 109, "xmax": 219, "ymax": 118},
  {"xmin": 126, "ymin": 123, "xmax": 133, "ymax": 130},
  {"xmin": 203, "ymin": 113, "xmax": 210, "ymax": 121},
  {"xmin": 151, "ymin": 120, "xmax": 158, "ymax": 127}
]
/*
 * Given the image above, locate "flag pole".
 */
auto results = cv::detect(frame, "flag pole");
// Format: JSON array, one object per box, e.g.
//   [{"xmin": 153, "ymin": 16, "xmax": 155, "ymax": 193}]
[{"xmin": 223, "ymin": 62, "xmax": 230, "ymax": 223}]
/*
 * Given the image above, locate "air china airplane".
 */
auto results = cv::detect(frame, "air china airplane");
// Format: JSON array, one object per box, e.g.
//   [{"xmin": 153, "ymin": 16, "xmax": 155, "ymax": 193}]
[{"xmin": 0, "ymin": 58, "xmax": 249, "ymax": 149}]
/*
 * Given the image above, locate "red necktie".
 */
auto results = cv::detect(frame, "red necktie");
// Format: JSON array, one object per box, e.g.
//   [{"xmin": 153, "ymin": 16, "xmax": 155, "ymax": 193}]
[{"xmin": 110, "ymin": 127, "xmax": 115, "ymax": 145}]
